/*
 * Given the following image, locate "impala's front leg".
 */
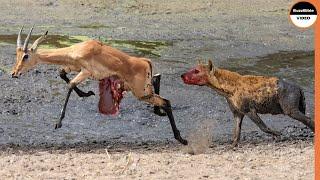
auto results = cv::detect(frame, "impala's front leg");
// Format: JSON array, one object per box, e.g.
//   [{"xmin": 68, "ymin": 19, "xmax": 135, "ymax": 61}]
[
  {"xmin": 55, "ymin": 70, "xmax": 91, "ymax": 129},
  {"xmin": 55, "ymin": 85, "xmax": 74, "ymax": 129},
  {"xmin": 59, "ymin": 69, "xmax": 95, "ymax": 97},
  {"xmin": 140, "ymin": 94, "xmax": 188, "ymax": 145}
]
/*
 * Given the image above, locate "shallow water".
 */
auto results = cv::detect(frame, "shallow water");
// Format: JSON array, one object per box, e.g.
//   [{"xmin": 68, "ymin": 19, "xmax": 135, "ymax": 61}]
[
  {"xmin": 0, "ymin": 33, "xmax": 314, "ymax": 146},
  {"xmin": 224, "ymin": 51, "xmax": 314, "ymax": 87},
  {"xmin": 78, "ymin": 23, "xmax": 110, "ymax": 29},
  {"xmin": 0, "ymin": 34, "xmax": 171, "ymax": 57}
]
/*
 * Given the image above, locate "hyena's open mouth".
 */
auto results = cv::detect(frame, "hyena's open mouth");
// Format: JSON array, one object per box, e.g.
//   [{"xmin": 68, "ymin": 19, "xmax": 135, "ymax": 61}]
[{"xmin": 98, "ymin": 75, "xmax": 125, "ymax": 115}]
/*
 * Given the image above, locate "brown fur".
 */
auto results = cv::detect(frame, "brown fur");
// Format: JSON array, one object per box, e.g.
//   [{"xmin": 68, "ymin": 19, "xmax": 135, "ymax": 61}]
[
  {"xmin": 181, "ymin": 60, "xmax": 314, "ymax": 147},
  {"xmin": 13, "ymin": 40, "xmax": 159, "ymax": 102},
  {"xmin": 11, "ymin": 28, "xmax": 187, "ymax": 145}
]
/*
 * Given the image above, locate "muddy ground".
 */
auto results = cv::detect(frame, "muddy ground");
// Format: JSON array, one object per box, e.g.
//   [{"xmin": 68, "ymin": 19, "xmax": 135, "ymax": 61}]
[{"xmin": 0, "ymin": 0, "xmax": 315, "ymax": 179}]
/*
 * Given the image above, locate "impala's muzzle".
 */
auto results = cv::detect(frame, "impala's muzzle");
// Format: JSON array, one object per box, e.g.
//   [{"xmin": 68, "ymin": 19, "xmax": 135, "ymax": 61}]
[
  {"xmin": 11, "ymin": 71, "xmax": 21, "ymax": 78},
  {"xmin": 11, "ymin": 73, "xmax": 18, "ymax": 78}
]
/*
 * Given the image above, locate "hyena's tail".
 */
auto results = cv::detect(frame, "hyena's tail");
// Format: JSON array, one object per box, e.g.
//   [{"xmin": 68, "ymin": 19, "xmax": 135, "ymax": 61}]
[{"xmin": 299, "ymin": 89, "xmax": 306, "ymax": 114}]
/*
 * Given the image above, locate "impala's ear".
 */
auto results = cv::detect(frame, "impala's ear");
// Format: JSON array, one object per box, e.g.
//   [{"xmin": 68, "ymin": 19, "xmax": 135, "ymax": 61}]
[{"xmin": 30, "ymin": 31, "xmax": 48, "ymax": 52}]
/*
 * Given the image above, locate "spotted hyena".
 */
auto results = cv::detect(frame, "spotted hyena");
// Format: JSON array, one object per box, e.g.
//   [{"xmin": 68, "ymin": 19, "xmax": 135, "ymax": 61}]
[{"xmin": 181, "ymin": 60, "xmax": 314, "ymax": 147}]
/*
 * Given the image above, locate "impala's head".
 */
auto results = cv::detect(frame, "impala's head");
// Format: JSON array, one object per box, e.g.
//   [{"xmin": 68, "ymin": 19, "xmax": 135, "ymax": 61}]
[
  {"xmin": 181, "ymin": 59, "xmax": 216, "ymax": 86},
  {"xmin": 11, "ymin": 26, "xmax": 48, "ymax": 78}
]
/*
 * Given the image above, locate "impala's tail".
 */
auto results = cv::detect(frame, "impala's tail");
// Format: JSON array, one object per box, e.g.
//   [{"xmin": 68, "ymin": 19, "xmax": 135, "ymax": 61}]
[{"xmin": 98, "ymin": 76, "xmax": 125, "ymax": 115}]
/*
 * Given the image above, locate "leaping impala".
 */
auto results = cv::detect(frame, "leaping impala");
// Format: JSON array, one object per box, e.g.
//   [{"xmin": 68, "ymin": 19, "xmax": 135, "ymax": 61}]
[{"xmin": 11, "ymin": 27, "xmax": 188, "ymax": 145}]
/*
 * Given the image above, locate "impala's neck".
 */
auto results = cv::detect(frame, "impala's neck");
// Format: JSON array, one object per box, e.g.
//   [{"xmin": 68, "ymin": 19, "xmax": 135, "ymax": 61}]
[
  {"xmin": 35, "ymin": 48, "xmax": 72, "ymax": 65},
  {"xmin": 207, "ymin": 68, "xmax": 241, "ymax": 97}
]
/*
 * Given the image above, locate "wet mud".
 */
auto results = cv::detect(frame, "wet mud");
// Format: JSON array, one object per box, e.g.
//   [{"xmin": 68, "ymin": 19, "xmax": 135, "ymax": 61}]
[{"xmin": 0, "ymin": 1, "xmax": 314, "ymax": 178}]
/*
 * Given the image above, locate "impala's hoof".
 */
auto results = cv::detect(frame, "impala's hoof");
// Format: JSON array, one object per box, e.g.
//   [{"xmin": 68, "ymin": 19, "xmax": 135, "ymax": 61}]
[
  {"xmin": 88, "ymin": 91, "xmax": 95, "ymax": 96},
  {"xmin": 175, "ymin": 135, "xmax": 188, "ymax": 145},
  {"xmin": 179, "ymin": 138, "xmax": 188, "ymax": 145},
  {"xmin": 55, "ymin": 123, "xmax": 62, "ymax": 129}
]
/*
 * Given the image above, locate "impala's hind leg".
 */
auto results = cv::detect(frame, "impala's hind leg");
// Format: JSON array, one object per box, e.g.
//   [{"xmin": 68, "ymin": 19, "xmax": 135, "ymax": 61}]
[
  {"xmin": 59, "ymin": 69, "xmax": 95, "ymax": 97},
  {"xmin": 140, "ymin": 94, "xmax": 188, "ymax": 145},
  {"xmin": 152, "ymin": 74, "xmax": 166, "ymax": 116}
]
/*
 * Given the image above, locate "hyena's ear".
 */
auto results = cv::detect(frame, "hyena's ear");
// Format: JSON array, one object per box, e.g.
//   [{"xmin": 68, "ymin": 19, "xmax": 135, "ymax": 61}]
[
  {"xmin": 208, "ymin": 59, "xmax": 216, "ymax": 74},
  {"xmin": 208, "ymin": 59, "xmax": 213, "ymax": 71}
]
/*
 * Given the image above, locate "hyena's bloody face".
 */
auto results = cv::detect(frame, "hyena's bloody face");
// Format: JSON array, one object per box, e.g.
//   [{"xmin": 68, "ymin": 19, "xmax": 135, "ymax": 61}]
[{"xmin": 181, "ymin": 60, "xmax": 214, "ymax": 86}]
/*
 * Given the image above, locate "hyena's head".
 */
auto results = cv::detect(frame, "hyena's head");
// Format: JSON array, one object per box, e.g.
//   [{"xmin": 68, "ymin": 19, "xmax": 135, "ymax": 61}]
[
  {"xmin": 181, "ymin": 60, "xmax": 215, "ymax": 86},
  {"xmin": 11, "ymin": 26, "xmax": 48, "ymax": 78}
]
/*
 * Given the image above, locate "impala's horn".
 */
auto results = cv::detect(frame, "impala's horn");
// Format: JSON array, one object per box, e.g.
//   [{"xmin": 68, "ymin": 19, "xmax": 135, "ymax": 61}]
[
  {"xmin": 23, "ymin": 26, "xmax": 34, "ymax": 52},
  {"xmin": 17, "ymin": 26, "xmax": 24, "ymax": 48}
]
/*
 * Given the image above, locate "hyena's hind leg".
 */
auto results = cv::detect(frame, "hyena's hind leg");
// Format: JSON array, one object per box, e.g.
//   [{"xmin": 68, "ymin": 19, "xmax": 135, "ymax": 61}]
[
  {"xmin": 59, "ymin": 69, "xmax": 95, "ymax": 97},
  {"xmin": 247, "ymin": 108, "xmax": 281, "ymax": 136},
  {"xmin": 152, "ymin": 74, "xmax": 166, "ymax": 116},
  {"xmin": 280, "ymin": 89, "xmax": 314, "ymax": 132},
  {"xmin": 287, "ymin": 110, "xmax": 314, "ymax": 132}
]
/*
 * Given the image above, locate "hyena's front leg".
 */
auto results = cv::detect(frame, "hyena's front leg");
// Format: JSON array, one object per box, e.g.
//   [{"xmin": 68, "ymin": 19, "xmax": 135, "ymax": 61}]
[
  {"xmin": 227, "ymin": 99, "xmax": 244, "ymax": 147},
  {"xmin": 140, "ymin": 94, "xmax": 188, "ymax": 145},
  {"xmin": 59, "ymin": 69, "xmax": 95, "ymax": 98},
  {"xmin": 231, "ymin": 112, "xmax": 244, "ymax": 147}
]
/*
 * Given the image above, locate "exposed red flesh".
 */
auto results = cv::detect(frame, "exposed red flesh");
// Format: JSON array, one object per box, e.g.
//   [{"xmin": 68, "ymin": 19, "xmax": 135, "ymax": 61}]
[{"xmin": 98, "ymin": 76, "xmax": 125, "ymax": 115}]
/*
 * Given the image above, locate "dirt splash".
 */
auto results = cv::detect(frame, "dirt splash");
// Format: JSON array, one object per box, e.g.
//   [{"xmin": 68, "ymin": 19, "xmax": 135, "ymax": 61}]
[{"xmin": 184, "ymin": 119, "xmax": 214, "ymax": 155}]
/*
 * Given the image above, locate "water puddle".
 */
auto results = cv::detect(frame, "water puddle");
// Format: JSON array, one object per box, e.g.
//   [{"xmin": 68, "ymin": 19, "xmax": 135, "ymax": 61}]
[
  {"xmin": 224, "ymin": 51, "xmax": 314, "ymax": 87},
  {"xmin": 0, "ymin": 34, "xmax": 171, "ymax": 57},
  {"xmin": 78, "ymin": 23, "xmax": 110, "ymax": 29},
  {"xmin": 98, "ymin": 37, "xmax": 172, "ymax": 57},
  {"xmin": 0, "ymin": 34, "xmax": 89, "ymax": 48}
]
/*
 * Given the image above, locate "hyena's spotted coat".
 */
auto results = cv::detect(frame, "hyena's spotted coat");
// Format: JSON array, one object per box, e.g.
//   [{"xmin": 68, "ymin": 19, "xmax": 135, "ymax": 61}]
[{"xmin": 181, "ymin": 60, "xmax": 314, "ymax": 147}]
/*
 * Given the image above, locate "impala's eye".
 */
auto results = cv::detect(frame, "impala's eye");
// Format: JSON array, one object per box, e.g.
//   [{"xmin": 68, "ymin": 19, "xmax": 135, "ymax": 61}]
[
  {"xmin": 194, "ymin": 69, "xmax": 200, "ymax": 74},
  {"xmin": 22, "ymin": 54, "xmax": 29, "ymax": 60}
]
